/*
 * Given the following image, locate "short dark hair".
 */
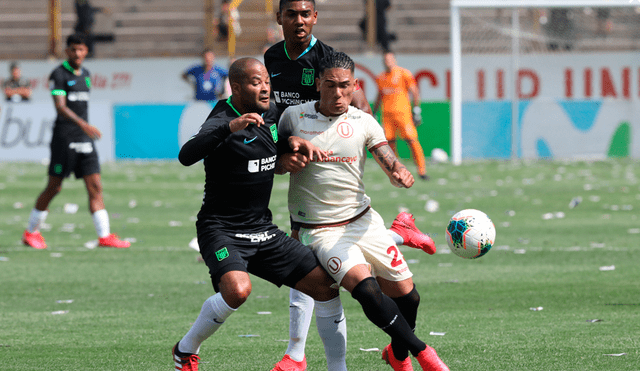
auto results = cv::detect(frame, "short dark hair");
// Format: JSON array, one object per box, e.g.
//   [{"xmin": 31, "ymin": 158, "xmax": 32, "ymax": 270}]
[
  {"xmin": 201, "ymin": 48, "xmax": 214, "ymax": 56},
  {"xmin": 279, "ymin": 0, "xmax": 315, "ymax": 12},
  {"xmin": 228, "ymin": 57, "xmax": 262, "ymax": 85},
  {"xmin": 9, "ymin": 61, "xmax": 19, "ymax": 71},
  {"xmin": 66, "ymin": 33, "xmax": 88, "ymax": 47},
  {"xmin": 318, "ymin": 51, "xmax": 355, "ymax": 76}
]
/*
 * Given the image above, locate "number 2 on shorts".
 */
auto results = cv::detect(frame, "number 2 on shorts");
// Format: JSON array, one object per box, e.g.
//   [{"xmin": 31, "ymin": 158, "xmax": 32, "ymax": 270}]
[{"xmin": 386, "ymin": 245, "xmax": 403, "ymax": 267}]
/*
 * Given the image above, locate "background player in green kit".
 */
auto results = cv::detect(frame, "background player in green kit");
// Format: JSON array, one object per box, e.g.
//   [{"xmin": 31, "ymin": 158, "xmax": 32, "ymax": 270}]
[{"xmin": 22, "ymin": 34, "xmax": 130, "ymax": 250}]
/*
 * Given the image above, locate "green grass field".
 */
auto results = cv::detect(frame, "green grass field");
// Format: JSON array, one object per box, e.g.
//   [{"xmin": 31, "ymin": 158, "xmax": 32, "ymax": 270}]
[{"xmin": 1, "ymin": 159, "xmax": 639, "ymax": 370}]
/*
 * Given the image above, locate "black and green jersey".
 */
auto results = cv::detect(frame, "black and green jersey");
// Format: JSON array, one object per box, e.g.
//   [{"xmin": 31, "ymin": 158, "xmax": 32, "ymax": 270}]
[
  {"xmin": 49, "ymin": 61, "xmax": 91, "ymax": 139},
  {"xmin": 263, "ymin": 35, "xmax": 335, "ymax": 116},
  {"xmin": 179, "ymin": 99, "xmax": 291, "ymax": 232}
]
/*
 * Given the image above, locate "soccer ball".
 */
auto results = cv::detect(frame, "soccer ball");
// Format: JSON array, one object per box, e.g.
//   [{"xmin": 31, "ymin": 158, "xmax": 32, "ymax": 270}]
[{"xmin": 445, "ymin": 209, "xmax": 495, "ymax": 259}]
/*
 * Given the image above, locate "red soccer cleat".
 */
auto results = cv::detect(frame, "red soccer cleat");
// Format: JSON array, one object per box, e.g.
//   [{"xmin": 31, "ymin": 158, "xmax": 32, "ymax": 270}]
[
  {"xmin": 416, "ymin": 346, "xmax": 449, "ymax": 371},
  {"xmin": 98, "ymin": 233, "xmax": 130, "ymax": 248},
  {"xmin": 390, "ymin": 212, "xmax": 436, "ymax": 255},
  {"xmin": 172, "ymin": 342, "xmax": 200, "ymax": 371},
  {"xmin": 271, "ymin": 354, "xmax": 307, "ymax": 371},
  {"xmin": 382, "ymin": 344, "xmax": 414, "ymax": 371},
  {"xmin": 22, "ymin": 230, "xmax": 47, "ymax": 249}
]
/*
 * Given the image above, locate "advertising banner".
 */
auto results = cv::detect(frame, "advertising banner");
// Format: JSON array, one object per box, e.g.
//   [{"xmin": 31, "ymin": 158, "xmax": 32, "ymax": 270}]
[{"xmin": 0, "ymin": 102, "xmax": 114, "ymax": 162}]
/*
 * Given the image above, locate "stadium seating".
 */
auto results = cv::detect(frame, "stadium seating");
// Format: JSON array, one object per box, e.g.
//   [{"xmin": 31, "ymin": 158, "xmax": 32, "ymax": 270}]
[{"xmin": 1, "ymin": 0, "xmax": 639, "ymax": 60}]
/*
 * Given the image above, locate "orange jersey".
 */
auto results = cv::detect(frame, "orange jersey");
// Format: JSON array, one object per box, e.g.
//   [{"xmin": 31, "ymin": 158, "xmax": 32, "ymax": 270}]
[{"xmin": 376, "ymin": 66, "xmax": 416, "ymax": 114}]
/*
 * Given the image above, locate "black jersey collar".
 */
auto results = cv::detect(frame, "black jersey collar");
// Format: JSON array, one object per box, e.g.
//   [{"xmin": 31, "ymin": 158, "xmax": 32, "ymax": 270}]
[{"xmin": 284, "ymin": 35, "xmax": 317, "ymax": 61}]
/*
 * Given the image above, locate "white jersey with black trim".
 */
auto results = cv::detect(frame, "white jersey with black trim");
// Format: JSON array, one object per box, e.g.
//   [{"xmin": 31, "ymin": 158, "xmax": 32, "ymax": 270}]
[{"xmin": 278, "ymin": 101, "xmax": 387, "ymax": 225}]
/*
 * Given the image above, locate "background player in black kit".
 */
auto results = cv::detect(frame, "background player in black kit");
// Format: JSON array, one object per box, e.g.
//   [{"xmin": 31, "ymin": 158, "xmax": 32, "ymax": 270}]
[
  {"xmin": 22, "ymin": 34, "xmax": 130, "ymax": 250},
  {"xmin": 265, "ymin": 1, "xmax": 436, "ymax": 370},
  {"xmin": 171, "ymin": 58, "xmax": 347, "ymax": 371}
]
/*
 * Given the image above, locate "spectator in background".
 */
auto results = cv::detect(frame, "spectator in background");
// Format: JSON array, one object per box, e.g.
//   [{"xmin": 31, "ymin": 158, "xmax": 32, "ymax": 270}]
[
  {"xmin": 359, "ymin": 0, "xmax": 396, "ymax": 52},
  {"xmin": 3, "ymin": 62, "xmax": 32, "ymax": 102},
  {"xmin": 545, "ymin": 8, "xmax": 574, "ymax": 51},
  {"xmin": 181, "ymin": 49, "xmax": 229, "ymax": 102},
  {"xmin": 216, "ymin": 0, "xmax": 231, "ymax": 41},
  {"xmin": 74, "ymin": 0, "xmax": 103, "ymax": 57},
  {"xmin": 596, "ymin": 8, "xmax": 612, "ymax": 37},
  {"xmin": 374, "ymin": 52, "xmax": 428, "ymax": 180}
]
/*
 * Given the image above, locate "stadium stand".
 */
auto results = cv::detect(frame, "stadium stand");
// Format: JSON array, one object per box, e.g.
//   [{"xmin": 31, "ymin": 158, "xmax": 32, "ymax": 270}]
[{"xmin": 1, "ymin": 0, "xmax": 639, "ymax": 60}]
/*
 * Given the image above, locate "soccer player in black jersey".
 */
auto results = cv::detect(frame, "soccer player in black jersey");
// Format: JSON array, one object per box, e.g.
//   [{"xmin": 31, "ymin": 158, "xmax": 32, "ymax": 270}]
[
  {"xmin": 171, "ymin": 58, "xmax": 346, "ymax": 371},
  {"xmin": 22, "ymin": 34, "xmax": 130, "ymax": 250},
  {"xmin": 266, "ymin": 2, "xmax": 436, "ymax": 370}
]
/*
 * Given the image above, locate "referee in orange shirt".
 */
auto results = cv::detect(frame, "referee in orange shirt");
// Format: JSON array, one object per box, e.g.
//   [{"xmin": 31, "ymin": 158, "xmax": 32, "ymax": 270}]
[{"xmin": 374, "ymin": 52, "xmax": 428, "ymax": 180}]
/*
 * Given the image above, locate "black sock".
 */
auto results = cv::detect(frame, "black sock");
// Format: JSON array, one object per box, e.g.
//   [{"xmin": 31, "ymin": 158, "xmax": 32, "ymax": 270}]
[
  {"xmin": 391, "ymin": 285, "xmax": 420, "ymax": 360},
  {"xmin": 351, "ymin": 277, "xmax": 426, "ymax": 356}
]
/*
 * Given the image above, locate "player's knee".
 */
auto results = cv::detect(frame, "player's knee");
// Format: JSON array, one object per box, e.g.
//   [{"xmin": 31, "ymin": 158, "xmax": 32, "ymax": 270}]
[
  {"xmin": 296, "ymin": 267, "xmax": 338, "ymax": 301},
  {"xmin": 219, "ymin": 277, "xmax": 252, "ymax": 308}
]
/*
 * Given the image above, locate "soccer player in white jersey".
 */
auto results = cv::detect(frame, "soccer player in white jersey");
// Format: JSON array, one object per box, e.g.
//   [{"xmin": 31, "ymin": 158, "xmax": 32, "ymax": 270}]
[
  {"xmin": 277, "ymin": 52, "xmax": 450, "ymax": 371},
  {"xmin": 268, "ymin": 2, "xmax": 436, "ymax": 370}
]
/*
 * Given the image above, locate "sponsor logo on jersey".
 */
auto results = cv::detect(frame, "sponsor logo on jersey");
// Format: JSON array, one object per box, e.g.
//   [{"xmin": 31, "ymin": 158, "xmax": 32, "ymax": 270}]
[
  {"xmin": 273, "ymin": 91, "xmax": 313, "ymax": 106},
  {"xmin": 244, "ymin": 136, "xmax": 258, "ymax": 144},
  {"xmin": 301, "ymin": 68, "xmax": 314, "ymax": 86},
  {"xmin": 300, "ymin": 112, "xmax": 318, "ymax": 120},
  {"xmin": 337, "ymin": 122, "xmax": 354, "ymax": 138},
  {"xmin": 297, "ymin": 211, "xmax": 306, "ymax": 217},
  {"xmin": 311, "ymin": 150, "xmax": 358, "ymax": 164},
  {"xmin": 69, "ymin": 142, "xmax": 94, "ymax": 153},
  {"xmin": 67, "ymin": 80, "xmax": 76, "ymax": 86},
  {"xmin": 300, "ymin": 129, "xmax": 325, "ymax": 135},
  {"xmin": 234, "ymin": 231, "xmax": 276, "ymax": 243},
  {"xmin": 67, "ymin": 92, "xmax": 90, "ymax": 102},
  {"xmin": 347, "ymin": 114, "xmax": 361, "ymax": 119},
  {"xmin": 215, "ymin": 247, "xmax": 229, "ymax": 261},
  {"xmin": 248, "ymin": 155, "xmax": 277, "ymax": 173}
]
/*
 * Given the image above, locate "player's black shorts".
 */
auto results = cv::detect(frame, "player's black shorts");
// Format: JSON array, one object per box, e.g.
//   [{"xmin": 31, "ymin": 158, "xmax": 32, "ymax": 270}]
[
  {"xmin": 48, "ymin": 135, "xmax": 100, "ymax": 179},
  {"xmin": 197, "ymin": 225, "xmax": 320, "ymax": 292}
]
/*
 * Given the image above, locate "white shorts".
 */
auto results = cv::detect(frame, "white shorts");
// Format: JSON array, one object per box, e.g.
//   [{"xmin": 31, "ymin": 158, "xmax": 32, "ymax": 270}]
[{"xmin": 299, "ymin": 208, "xmax": 413, "ymax": 285}]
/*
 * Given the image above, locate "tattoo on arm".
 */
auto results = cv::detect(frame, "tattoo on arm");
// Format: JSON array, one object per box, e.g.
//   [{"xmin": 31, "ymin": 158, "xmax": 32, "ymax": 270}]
[{"xmin": 372, "ymin": 145, "xmax": 404, "ymax": 173}]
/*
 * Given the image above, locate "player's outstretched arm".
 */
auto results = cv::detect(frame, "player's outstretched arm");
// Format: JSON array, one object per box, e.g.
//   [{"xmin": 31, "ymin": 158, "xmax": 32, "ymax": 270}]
[
  {"xmin": 288, "ymin": 136, "xmax": 328, "ymax": 162},
  {"xmin": 371, "ymin": 144, "xmax": 414, "ymax": 188}
]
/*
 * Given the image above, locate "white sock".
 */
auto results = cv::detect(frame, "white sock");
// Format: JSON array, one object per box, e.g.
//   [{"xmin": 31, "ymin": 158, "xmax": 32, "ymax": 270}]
[
  {"xmin": 389, "ymin": 229, "xmax": 404, "ymax": 245},
  {"xmin": 315, "ymin": 296, "xmax": 347, "ymax": 371},
  {"xmin": 285, "ymin": 288, "xmax": 315, "ymax": 362},
  {"xmin": 27, "ymin": 209, "xmax": 48, "ymax": 233},
  {"xmin": 179, "ymin": 293, "xmax": 236, "ymax": 354},
  {"xmin": 92, "ymin": 209, "xmax": 110, "ymax": 238}
]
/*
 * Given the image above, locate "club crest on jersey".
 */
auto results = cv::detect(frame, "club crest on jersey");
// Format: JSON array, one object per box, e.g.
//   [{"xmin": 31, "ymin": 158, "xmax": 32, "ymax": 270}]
[
  {"xmin": 269, "ymin": 124, "xmax": 278, "ymax": 143},
  {"xmin": 301, "ymin": 68, "xmax": 314, "ymax": 86},
  {"xmin": 337, "ymin": 122, "xmax": 354, "ymax": 138},
  {"xmin": 216, "ymin": 247, "xmax": 229, "ymax": 261}
]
